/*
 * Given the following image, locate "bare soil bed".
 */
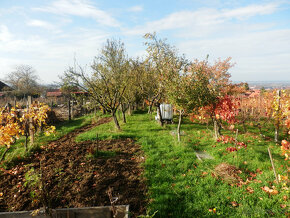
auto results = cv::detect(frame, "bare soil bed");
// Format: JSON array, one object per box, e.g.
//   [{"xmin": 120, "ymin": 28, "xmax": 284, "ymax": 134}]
[{"xmin": 0, "ymin": 117, "xmax": 147, "ymax": 217}]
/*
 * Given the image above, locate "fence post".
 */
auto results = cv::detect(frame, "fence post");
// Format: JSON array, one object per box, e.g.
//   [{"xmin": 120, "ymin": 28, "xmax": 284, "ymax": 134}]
[
  {"xmin": 68, "ymin": 99, "xmax": 71, "ymax": 121},
  {"xmin": 274, "ymin": 90, "xmax": 280, "ymax": 143},
  {"xmin": 28, "ymin": 96, "xmax": 34, "ymax": 145},
  {"xmin": 13, "ymin": 96, "xmax": 17, "ymax": 108},
  {"xmin": 71, "ymin": 99, "xmax": 74, "ymax": 119}
]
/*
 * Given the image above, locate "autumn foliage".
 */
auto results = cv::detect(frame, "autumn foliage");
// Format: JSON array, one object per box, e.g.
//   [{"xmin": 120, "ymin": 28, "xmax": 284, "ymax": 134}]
[
  {"xmin": 0, "ymin": 103, "xmax": 55, "ymax": 161},
  {"xmin": 191, "ymin": 95, "xmax": 240, "ymax": 124}
]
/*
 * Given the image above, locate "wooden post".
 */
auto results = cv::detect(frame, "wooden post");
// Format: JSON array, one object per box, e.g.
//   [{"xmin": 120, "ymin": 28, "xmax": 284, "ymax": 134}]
[
  {"xmin": 177, "ymin": 110, "xmax": 182, "ymax": 142},
  {"xmin": 268, "ymin": 147, "xmax": 278, "ymax": 183},
  {"xmin": 80, "ymin": 98, "xmax": 84, "ymax": 115},
  {"xmin": 96, "ymin": 133, "xmax": 99, "ymax": 155},
  {"xmin": 274, "ymin": 90, "xmax": 280, "ymax": 143},
  {"xmin": 235, "ymin": 129, "xmax": 239, "ymax": 142},
  {"xmin": 28, "ymin": 96, "xmax": 34, "ymax": 146},
  {"xmin": 68, "ymin": 99, "xmax": 71, "ymax": 121},
  {"xmin": 71, "ymin": 99, "xmax": 74, "ymax": 119},
  {"xmin": 13, "ymin": 96, "xmax": 17, "ymax": 108}
]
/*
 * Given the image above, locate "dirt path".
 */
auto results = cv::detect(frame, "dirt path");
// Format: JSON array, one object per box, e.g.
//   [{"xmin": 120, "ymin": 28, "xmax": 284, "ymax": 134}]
[{"xmin": 0, "ymin": 117, "xmax": 147, "ymax": 217}]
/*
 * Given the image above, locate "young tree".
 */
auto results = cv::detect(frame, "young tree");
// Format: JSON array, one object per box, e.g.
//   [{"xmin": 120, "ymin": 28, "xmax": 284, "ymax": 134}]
[
  {"xmin": 119, "ymin": 58, "xmax": 145, "ymax": 122},
  {"xmin": 189, "ymin": 58, "xmax": 235, "ymax": 139},
  {"xmin": 144, "ymin": 33, "xmax": 183, "ymax": 126}
]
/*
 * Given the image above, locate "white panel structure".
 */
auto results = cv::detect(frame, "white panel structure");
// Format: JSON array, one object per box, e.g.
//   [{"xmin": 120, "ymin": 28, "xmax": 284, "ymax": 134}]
[{"xmin": 156, "ymin": 104, "xmax": 173, "ymax": 121}]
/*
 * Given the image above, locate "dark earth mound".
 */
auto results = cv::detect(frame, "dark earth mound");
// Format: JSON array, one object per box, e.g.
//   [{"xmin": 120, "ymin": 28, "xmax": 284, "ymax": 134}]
[{"xmin": 0, "ymin": 117, "xmax": 147, "ymax": 217}]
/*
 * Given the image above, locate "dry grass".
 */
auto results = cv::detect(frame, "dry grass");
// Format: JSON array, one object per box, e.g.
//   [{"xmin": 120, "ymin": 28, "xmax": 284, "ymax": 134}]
[{"xmin": 214, "ymin": 163, "xmax": 242, "ymax": 184}]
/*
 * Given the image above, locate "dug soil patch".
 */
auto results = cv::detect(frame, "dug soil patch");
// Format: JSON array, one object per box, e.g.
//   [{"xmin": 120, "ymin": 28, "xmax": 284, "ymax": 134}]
[{"xmin": 0, "ymin": 117, "xmax": 147, "ymax": 217}]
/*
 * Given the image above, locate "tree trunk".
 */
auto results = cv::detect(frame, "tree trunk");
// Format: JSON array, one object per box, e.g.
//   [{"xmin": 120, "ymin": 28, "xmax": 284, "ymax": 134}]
[
  {"xmin": 112, "ymin": 111, "xmax": 121, "ymax": 130},
  {"xmin": 142, "ymin": 101, "xmax": 146, "ymax": 110},
  {"xmin": 213, "ymin": 119, "xmax": 220, "ymax": 139},
  {"xmin": 177, "ymin": 110, "xmax": 183, "ymax": 142},
  {"xmin": 157, "ymin": 103, "xmax": 163, "ymax": 127},
  {"xmin": 121, "ymin": 103, "xmax": 126, "ymax": 123},
  {"xmin": 148, "ymin": 101, "xmax": 154, "ymax": 114},
  {"xmin": 128, "ymin": 104, "xmax": 132, "ymax": 115},
  {"xmin": 274, "ymin": 127, "xmax": 279, "ymax": 143},
  {"xmin": 0, "ymin": 147, "xmax": 10, "ymax": 162},
  {"xmin": 242, "ymin": 120, "xmax": 247, "ymax": 133}
]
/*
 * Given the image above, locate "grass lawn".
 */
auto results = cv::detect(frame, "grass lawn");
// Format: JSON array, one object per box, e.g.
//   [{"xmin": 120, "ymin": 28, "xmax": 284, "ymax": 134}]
[
  {"xmin": 0, "ymin": 114, "xmax": 94, "ymax": 168},
  {"xmin": 77, "ymin": 111, "xmax": 288, "ymax": 217}
]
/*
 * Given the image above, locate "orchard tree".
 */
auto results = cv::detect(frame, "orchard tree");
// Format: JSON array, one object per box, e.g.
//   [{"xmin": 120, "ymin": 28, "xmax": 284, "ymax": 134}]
[
  {"xmin": 144, "ymin": 33, "xmax": 184, "ymax": 126},
  {"xmin": 61, "ymin": 39, "xmax": 130, "ymax": 130},
  {"xmin": 189, "ymin": 57, "xmax": 235, "ymax": 139},
  {"xmin": 165, "ymin": 71, "xmax": 204, "ymax": 142}
]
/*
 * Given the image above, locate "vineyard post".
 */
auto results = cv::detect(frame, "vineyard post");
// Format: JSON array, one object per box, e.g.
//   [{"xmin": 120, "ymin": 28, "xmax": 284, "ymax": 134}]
[
  {"xmin": 96, "ymin": 133, "xmax": 99, "ymax": 155},
  {"xmin": 68, "ymin": 99, "xmax": 71, "ymax": 121},
  {"xmin": 235, "ymin": 129, "xmax": 239, "ymax": 142},
  {"xmin": 71, "ymin": 99, "xmax": 74, "ymax": 119},
  {"xmin": 13, "ymin": 96, "xmax": 17, "ymax": 108},
  {"xmin": 177, "ymin": 110, "xmax": 183, "ymax": 142},
  {"xmin": 274, "ymin": 90, "xmax": 281, "ymax": 143},
  {"xmin": 28, "ymin": 95, "xmax": 34, "ymax": 146},
  {"xmin": 80, "ymin": 97, "xmax": 84, "ymax": 115},
  {"xmin": 267, "ymin": 147, "xmax": 278, "ymax": 183}
]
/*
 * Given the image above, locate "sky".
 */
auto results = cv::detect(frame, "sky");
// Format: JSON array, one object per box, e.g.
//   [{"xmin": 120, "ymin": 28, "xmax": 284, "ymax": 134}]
[{"xmin": 0, "ymin": 0, "xmax": 290, "ymax": 84}]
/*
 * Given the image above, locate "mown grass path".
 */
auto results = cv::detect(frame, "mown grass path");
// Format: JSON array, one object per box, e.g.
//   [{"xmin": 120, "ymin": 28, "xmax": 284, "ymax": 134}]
[{"xmin": 77, "ymin": 112, "xmax": 288, "ymax": 217}]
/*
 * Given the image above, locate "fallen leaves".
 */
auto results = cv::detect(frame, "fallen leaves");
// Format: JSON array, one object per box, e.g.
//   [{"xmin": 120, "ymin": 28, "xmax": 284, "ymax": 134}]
[
  {"xmin": 231, "ymin": 201, "xmax": 239, "ymax": 207},
  {"xmin": 261, "ymin": 186, "xmax": 279, "ymax": 195},
  {"xmin": 246, "ymin": 186, "xmax": 254, "ymax": 194}
]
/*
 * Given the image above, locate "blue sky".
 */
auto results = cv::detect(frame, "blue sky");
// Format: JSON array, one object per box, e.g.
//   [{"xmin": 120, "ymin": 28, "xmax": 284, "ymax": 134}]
[{"xmin": 0, "ymin": 0, "xmax": 290, "ymax": 84}]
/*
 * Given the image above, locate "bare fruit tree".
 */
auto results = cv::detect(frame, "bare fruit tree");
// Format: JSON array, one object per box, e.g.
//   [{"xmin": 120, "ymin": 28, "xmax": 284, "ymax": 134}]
[{"xmin": 61, "ymin": 39, "xmax": 130, "ymax": 130}]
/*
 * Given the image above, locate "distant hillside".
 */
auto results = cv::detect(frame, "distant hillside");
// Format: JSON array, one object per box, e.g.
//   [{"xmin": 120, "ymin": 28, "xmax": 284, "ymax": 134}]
[{"xmin": 234, "ymin": 81, "xmax": 290, "ymax": 89}]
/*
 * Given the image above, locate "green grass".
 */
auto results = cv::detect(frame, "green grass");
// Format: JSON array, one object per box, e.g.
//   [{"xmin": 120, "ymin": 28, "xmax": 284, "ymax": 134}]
[
  {"xmin": 0, "ymin": 114, "xmax": 94, "ymax": 168},
  {"xmin": 77, "ymin": 111, "xmax": 288, "ymax": 217}
]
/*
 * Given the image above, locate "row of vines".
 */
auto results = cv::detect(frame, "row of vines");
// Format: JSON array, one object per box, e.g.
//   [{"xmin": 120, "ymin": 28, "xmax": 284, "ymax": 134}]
[{"xmin": 0, "ymin": 102, "xmax": 55, "ymax": 161}]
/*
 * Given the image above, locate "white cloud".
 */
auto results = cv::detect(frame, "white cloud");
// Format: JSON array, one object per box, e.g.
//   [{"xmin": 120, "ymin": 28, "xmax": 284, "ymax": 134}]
[
  {"xmin": 0, "ymin": 25, "xmax": 109, "ymax": 83},
  {"xmin": 0, "ymin": 25, "xmax": 13, "ymax": 42},
  {"xmin": 177, "ymin": 29, "xmax": 290, "ymax": 81},
  {"xmin": 26, "ymin": 19, "xmax": 55, "ymax": 29},
  {"xmin": 33, "ymin": 0, "xmax": 119, "ymax": 27},
  {"xmin": 125, "ymin": 3, "xmax": 279, "ymax": 35},
  {"xmin": 128, "ymin": 5, "xmax": 143, "ymax": 12},
  {"xmin": 222, "ymin": 3, "xmax": 278, "ymax": 19}
]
